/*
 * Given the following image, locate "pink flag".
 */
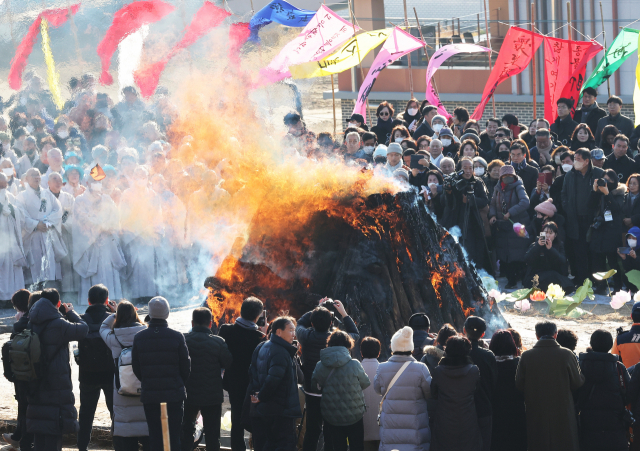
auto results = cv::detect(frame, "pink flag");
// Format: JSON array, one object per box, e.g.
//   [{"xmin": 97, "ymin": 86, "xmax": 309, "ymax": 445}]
[
  {"xmin": 353, "ymin": 27, "xmax": 423, "ymax": 123},
  {"xmin": 228, "ymin": 22, "xmax": 251, "ymax": 68},
  {"xmin": 543, "ymin": 36, "xmax": 602, "ymax": 121},
  {"xmin": 134, "ymin": 2, "xmax": 231, "ymax": 98},
  {"xmin": 97, "ymin": 0, "xmax": 175, "ymax": 86},
  {"xmin": 258, "ymin": 5, "xmax": 358, "ymax": 85},
  {"xmin": 425, "ymin": 43, "xmax": 490, "ymax": 119},
  {"xmin": 9, "ymin": 4, "xmax": 81, "ymax": 90}
]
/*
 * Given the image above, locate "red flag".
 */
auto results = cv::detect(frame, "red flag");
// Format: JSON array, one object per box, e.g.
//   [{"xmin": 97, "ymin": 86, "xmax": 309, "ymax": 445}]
[
  {"xmin": 8, "ymin": 4, "xmax": 81, "ymax": 90},
  {"xmin": 543, "ymin": 37, "xmax": 602, "ymax": 121},
  {"xmin": 471, "ymin": 27, "xmax": 544, "ymax": 121},
  {"xmin": 134, "ymin": 2, "xmax": 231, "ymax": 98},
  {"xmin": 97, "ymin": 0, "xmax": 175, "ymax": 86},
  {"xmin": 228, "ymin": 22, "xmax": 250, "ymax": 68}
]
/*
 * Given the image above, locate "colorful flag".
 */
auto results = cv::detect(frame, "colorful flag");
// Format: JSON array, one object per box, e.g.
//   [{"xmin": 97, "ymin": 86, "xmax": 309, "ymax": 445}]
[
  {"xmin": 425, "ymin": 43, "xmax": 490, "ymax": 119},
  {"xmin": 134, "ymin": 2, "xmax": 231, "ymax": 98},
  {"xmin": 40, "ymin": 20, "xmax": 64, "ymax": 110},
  {"xmin": 8, "ymin": 4, "xmax": 81, "ymax": 90},
  {"xmin": 229, "ymin": 22, "xmax": 251, "ymax": 68},
  {"xmin": 544, "ymin": 36, "xmax": 602, "ymax": 120},
  {"xmin": 290, "ymin": 28, "xmax": 392, "ymax": 79},
  {"xmin": 471, "ymin": 27, "xmax": 543, "ymax": 121},
  {"xmin": 97, "ymin": 0, "xmax": 175, "ymax": 86},
  {"xmin": 249, "ymin": 0, "xmax": 316, "ymax": 43},
  {"xmin": 352, "ymin": 27, "xmax": 424, "ymax": 123},
  {"xmin": 259, "ymin": 5, "xmax": 359, "ymax": 85},
  {"xmin": 581, "ymin": 28, "xmax": 639, "ymax": 95},
  {"xmin": 90, "ymin": 164, "xmax": 106, "ymax": 181}
]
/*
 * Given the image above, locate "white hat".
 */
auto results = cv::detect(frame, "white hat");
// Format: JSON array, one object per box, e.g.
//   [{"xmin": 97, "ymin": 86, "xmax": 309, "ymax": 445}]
[
  {"xmin": 391, "ymin": 326, "xmax": 414, "ymax": 353},
  {"xmin": 373, "ymin": 145, "xmax": 387, "ymax": 158},
  {"xmin": 393, "ymin": 168, "xmax": 409, "ymax": 181},
  {"xmin": 387, "ymin": 143, "xmax": 403, "ymax": 155}
]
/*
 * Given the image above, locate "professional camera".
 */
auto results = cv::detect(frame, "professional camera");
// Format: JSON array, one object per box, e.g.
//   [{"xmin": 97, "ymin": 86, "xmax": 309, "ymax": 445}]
[
  {"xmin": 596, "ymin": 178, "xmax": 606, "ymax": 187},
  {"xmin": 444, "ymin": 171, "xmax": 475, "ymax": 194},
  {"xmin": 319, "ymin": 298, "xmax": 343, "ymax": 326}
]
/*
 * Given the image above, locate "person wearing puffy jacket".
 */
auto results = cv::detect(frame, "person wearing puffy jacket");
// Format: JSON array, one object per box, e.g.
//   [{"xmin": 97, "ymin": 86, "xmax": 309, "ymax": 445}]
[
  {"xmin": 311, "ymin": 331, "xmax": 370, "ymax": 451},
  {"xmin": 374, "ymin": 327, "xmax": 432, "ymax": 451}
]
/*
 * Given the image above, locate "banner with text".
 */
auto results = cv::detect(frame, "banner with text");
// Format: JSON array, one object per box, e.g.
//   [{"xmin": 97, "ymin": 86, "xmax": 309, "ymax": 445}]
[{"xmin": 249, "ymin": 0, "xmax": 315, "ymax": 43}]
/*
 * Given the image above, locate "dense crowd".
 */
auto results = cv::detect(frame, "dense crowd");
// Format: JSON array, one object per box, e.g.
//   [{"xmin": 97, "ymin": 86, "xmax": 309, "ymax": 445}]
[{"xmin": 3, "ymin": 290, "xmax": 640, "ymax": 451}]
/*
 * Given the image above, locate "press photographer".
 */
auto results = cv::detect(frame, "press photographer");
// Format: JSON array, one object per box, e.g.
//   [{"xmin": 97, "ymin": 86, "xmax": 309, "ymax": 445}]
[
  {"xmin": 441, "ymin": 157, "xmax": 491, "ymax": 271},
  {"xmin": 296, "ymin": 298, "xmax": 360, "ymax": 451}
]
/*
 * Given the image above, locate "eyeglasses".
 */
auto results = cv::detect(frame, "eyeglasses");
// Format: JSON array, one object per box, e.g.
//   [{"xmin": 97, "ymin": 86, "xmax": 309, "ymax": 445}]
[
  {"xmin": 495, "ymin": 133, "xmax": 506, "ymax": 138},
  {"xmin": 379, "ymin": 112, "xmax": 390, "ymax": 117}
]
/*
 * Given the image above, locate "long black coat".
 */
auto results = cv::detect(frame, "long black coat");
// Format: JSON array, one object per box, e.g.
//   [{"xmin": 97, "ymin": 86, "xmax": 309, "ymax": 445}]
[
  {"xmin": 469, "ymin": 340, "xmax": 497, "ymax": 418},
  {"xmin": 26, "ymin": 299, "xmax": 88, "ymax": 435},
  {"xmin": 589, "ymin": 185, "xmax": 626, "ymax": 254},
  {"xmin": 523, "ymin": 240, "xmax": 573, "ymax": 291},
  {"xmin": 550, "ymin": 116, "xmax": 579, "ymax": 146},
  {"xmin": 79, "ymin": 304, "xmax": 114, "ymax": 385},
  {"xmin": 562, "ymin": 165, "xmax": 605, "ymax": 240},
  {"xmin": 577, "ymin": 351, "xmax": 629, "ymax": 451},
  {"xmin": 218, "ymin": 322, "xmax": 265, "ymax": 395},
  {"xmin": 491, "ymin": 357, "xmax": 527, "ymax": 451},
  {"xmin": 603, "ymin": 154, "xmax": 638, "ymax": 183},
  {"xmin": 513, "ymin": 164, "xmax": 539, "ymax": 200},
  {"xmin": 623, "ymin": 192, "xmax": 640, "ymax": 228},
  {"xmin": 573, "ymin": 104, "xmax": 607, "ymax": 136},
  {"xmin": 131, "ymin": 318, "xmax": 191, "ymax": 404},
  {"xmin": 184, "ymin": 325, "xmax": 233, "ymax": 405}
]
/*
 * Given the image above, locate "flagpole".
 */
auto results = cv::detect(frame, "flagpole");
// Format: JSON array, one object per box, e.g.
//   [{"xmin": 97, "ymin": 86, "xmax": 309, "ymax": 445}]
[
  {"xmin": 599, "ymin": 2, "xmax": 611, "ymax": 97},
  {"xmin": 531, "ymin": 3, "xmax": 537, "ymax": 120},
  {"xmin": 331, "ymin": 74, "xmax": 337, "ymax": 136},
  {"xmin": 403, "ymin": 0, "xmax": 414, "ymax": 98},
  {"xmin": 347, "ymin": 0, "xmax": 370, "ymax": 125},
  {"xmin": 414, "ymin": 8, "xmax": 440, "ymax": 101},
  {"xmin": 482, "ymin": 0, "xmax": 496, "ymax": 118}
]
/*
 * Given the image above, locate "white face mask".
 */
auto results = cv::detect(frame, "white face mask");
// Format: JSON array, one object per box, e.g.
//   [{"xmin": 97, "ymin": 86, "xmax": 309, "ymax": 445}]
[
  {"xmin": 57, "ymin": 130, "xmax": 69, "ymax": 139},
  {"xmin": 428, "ymin": 182, "xmax": 437, "ymax": 187},
  {"xmin": 91, "ymin": 183, "xmax": 102, "ymax": 193},
  {"xmin": 562, "ymin": 163, "xmax": 573, "ymax": 173},
  {"xmin": 348, "ymin": 122, "xmax": 358, "ymax": 129},
  {"xmin": 395, "ymin": 137, "xmax": 404, "ymax": 143},
  {"xmin": 441, "ymin": 139, "xmax": 452, "ymax": 147},
  {"xmin": 2, "ymin": 168, "xmax": 13, "ymax": 177},
  {"xmin": 363, "ymin": 146, "xmax": 375, "ymax": 155},
  {"xmin": 407, "ymin": 108, "xmax": 418, "ymax": 116},
  {"xmin": 433, "ymin": 124, "xmax": 444, "ymax": 133},
  {"xmin": 629, "ymin": 238, "xmax": 637, "ymax": 248},
  {"xmin": 474, "ymin": 167, "xmax": 485, "ymax": 176},
  {"xmin": 573, "ymin": 160, "xmax": 585, "ymax": 171},
  {"xmin": 26, "ymin": 124, "xmax": 34, "ymax": 134},
  {"xmin": 554, "ymin": 155, "xmax": 562, "ymax": 165}
]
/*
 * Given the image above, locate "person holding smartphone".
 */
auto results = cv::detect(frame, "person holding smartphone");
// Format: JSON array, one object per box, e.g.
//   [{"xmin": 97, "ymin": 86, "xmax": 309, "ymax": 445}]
[{"xmin": 523, "ymin": 222, "xmax": 574, "ymax": 292}]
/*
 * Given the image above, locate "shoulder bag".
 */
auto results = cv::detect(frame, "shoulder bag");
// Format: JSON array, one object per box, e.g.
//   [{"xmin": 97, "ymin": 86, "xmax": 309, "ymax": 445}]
[{"xmin": 377, "ymin": 361, "xmax": 411, "ymax": 426}]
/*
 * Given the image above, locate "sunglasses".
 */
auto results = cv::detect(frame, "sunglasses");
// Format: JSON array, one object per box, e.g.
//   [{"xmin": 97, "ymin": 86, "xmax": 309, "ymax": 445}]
[
  {"xmin": 495, "ymin": 133, "xmax": 507, "ymax": 138},
  {"xmin": 379, "ymin": 112, "xmax": 390, "ymax": 117}
]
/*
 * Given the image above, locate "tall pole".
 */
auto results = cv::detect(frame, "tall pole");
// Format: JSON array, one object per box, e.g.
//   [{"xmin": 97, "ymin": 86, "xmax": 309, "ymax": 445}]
[
  {"xmin": 531, "ymin": 3, "xmax": 537, "ymax": 119},
  {"xmin": 567, "ymin": 2, "xmax": 572, "ymax": 40},
  {"xmin": 414, "ymin": 8, "xmax": 439, "ymax": 97},
  {"xmin": 403, "ymin": 0, "xmax": 414, "ymax": 98},
  {"xmin": 347, "ymin": 0, "xmax": 371, "ymax": 122},
  {"xmin": 331, "ymin": 75, "xmax": 337, "ymax": 135},
  {"xmin": 599, "ymin": 2, "xmax": 611, "ymax": 97},
  {"xmin": 483, "ymin": 0, "xmax": 496, "ymax": 117}
]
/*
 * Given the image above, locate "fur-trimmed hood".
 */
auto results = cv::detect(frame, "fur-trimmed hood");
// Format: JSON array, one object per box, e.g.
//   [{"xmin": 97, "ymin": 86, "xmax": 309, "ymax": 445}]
[{"xmin": 423, "ymin": 344, "xmax": 446, "ymax": 359}]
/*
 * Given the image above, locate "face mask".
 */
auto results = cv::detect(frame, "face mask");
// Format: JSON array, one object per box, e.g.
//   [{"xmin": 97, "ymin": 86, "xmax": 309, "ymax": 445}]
[
  {"xmin": 348, "ymin": 122, "xmax": 358, "ymax": 129},
  {"xmin": 26, "ymin": 124, "xmax": 34, "ymax": 134},
  {"xmin": 441, "ymin": 139, "xmax": 452, "ymax": 147},
  {"xmin": 474, "ymin": 167, "xmax": 485, "ymax": 176},
  {"xmin": 502, "ymin": 176, "xmax": 515, "ymax": 184},
  {"xmin": 363, "ymin": 146, "xmax": 375, "ymax": 155},
  {"xmin": 57, "ymin": 130, "xmax": 69, "ymax": 139},
  {"xmin": 433, "ymin": 124, "xmax": 444, "ymax": 133},
  {"xmin": 428, "ymin": 182, "xmax": 437, "ymax": 187},
  {"xmin": 573, "ymin": 160, "xmax": 585, "ymax": 171},
  {"xmin": 395, "ymin": 137, "xmax": 404, "ymax": 143},
  {"xmin": 629, "ymin": 239, "xmax": 637, "ymax": 248},
  {"xmin": 554, "ymin": 155, "xmax": 562, "ymax": 165},
  {"xmin": 407, "ymin": 108, "xmax": 418, "ymax": 116},
  {"xmin": 91, "ymin": 183, "xmax": 102, "ymax": 193},
  {"xmin": 3, "ymin": 168, "xmax": 12, "ymax": 177},
  {"xmin": 562, "ymin": 163, "xmax": 573, "ymax": 173}
]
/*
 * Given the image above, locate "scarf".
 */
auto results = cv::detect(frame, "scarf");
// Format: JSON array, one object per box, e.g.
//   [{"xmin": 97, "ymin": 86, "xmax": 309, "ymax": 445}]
[
  {"xmin": 511, "ymin": 161, "xmax": 527, "ymax": 172},
  {"xmin": 235, "ymin": 316, "xmax": 258, "ymax": 330}
]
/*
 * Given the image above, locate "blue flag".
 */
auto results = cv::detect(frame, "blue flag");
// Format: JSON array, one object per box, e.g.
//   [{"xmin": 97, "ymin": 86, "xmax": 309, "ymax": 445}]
[{"xmin": 249, "ymin": 0, "xmax": 316, "ymax": 42}]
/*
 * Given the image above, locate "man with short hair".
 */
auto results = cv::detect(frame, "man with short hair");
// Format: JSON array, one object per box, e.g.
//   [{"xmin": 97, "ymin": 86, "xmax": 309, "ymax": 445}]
[
  {"xmin": 590, "ymin": 148, "xmax": 606, "ymax": 168},
  {"xmin": 132, "ymin": 296, "xmax": 191, "ymax": 451},
  {"xmin": 344, "ymin": 131, "xmax": 371, "ymax": 165},
  {"xmin": 15, "ymin": 136, "xmax": 40, "ymax": 179},
  {"xmin": 550, "ymin": 98, "xmax": 579, "ymax": 146},
  {"xmin": 181, "ymin": 308, "xmax": 233, "ymax": 451},
  {"xmin": 218, "ymin": 297, "xmax": 266, "ymax": 451},
  {"xmin": 479, "ymin": 118, "xmax": 500, "ymax": 154},
  {"xmin": 347, "ymin": 113, "xmax": 369, "ymax": 132},
  {"xmin": 562, "ymin": 149, "xmax": 604, "ymax": 284},
  {"xmin": 595, "ymin": 96, "xmax": 635, "ymax": 144},
  {"xmin": 529, "ymin": 129, "xmax": 557, "ymax": 165},
  {"xmin": 603, "ymin": 134, "xmax": 638, "ymax": 182},
  {"xmin": 297, "ymin": 300, "xmax": 359, "ymax": 451},
  {"xmin": 428, "ymin": 139, "xmax": 444, "ymax": 168},
  {"xmin": 464, "ymin": 316, "xmax": 497, "ymax": 451},
  {"xmin": 248, "ymin": 316, "xmax": 302, "ymax": 451},
  {"xmin": 412, "ymin": 105, "xmax": 438, "ymax": 138},
  {"xmin": 408, "ymin": 313, "xmax": 433, "ymax": 361},
  {"xmin": 40, "ymin": 148, "xmax": 64, "ymax": 188},
  {"xmin": 26, "ymin": 289, "xmax": 88, "ymax": 451},
  {"xmin": 509, "ymin": 143, "xmax": 539, "ymax": 197},
  {"xmin": 573, "ymin": 87, "xmax": 607, "ymax": 134},
  {"xmin": 515, "ymin": 321, "xmax": 584, "ymax": 451},
  {"xmin": 77, "ymin": 285, "xmax": 116, "ymax": 451},
  {"xmin": 612, "ymin": 302, "xmax": 640, "ymax": 368}
]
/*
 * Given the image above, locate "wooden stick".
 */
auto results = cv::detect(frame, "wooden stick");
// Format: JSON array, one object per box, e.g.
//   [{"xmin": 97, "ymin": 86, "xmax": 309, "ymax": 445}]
[
  {"xmin": 599, "ymin": 2, "xmax": 611, "ymax": 97},
  {"xmin": 161, "ymin": 403, "xmax": 170, "ymax": 451},
  {"xmin": 531, "ymin": 3, "xmax": 537, "ymax": 120},
  {"xmin": 482, "ymin": 0, "xmax": 496, "ymax": 117},
  {"xmin": 347, "ymin": 0, "xmax": 370, "ymax": 120},
  {"xmin": 402, "ymin": 0, "xmax": 414, "ymax": 97},
  {"xmin": 414, "ymin": 8, "xmax": 439, "ymax": 98},
  {"xmin": 331, "ymin": 74, "xmax": 337, "ymax": 135}
]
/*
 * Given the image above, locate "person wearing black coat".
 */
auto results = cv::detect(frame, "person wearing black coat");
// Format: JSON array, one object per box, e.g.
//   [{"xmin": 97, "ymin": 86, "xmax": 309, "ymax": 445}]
[
  {"xmin": 464, "ymin": 317, "xmax": 497, "ymax": 451},
  {"xmin": 132, "ymin": 297, "xmax": 191, "ymax": 451},
  {"xmin": 595, "ymin": 97, "xmax": 635, "ymax": 145},
  {"xmin": 371, "ymin": 103, "xmax": 395, "ymax": 146},
  {"xmin": 577, "ymin": 330, "xmax": 630, "ymax": 451},
  {"xmin": 550, "ymin": 99, "xmax": 579, "ymax": 146},
  {"xmin": 77, "ymin": 286, "xmax": 115, "ymax": 451},
  {"xmin": 181, "ymin": 308, "xmax": 233, "ymax": 451},
  {"xmin": 630, "ymin": 124, "xmax": 640, "ymax": 152},
  {"xmin": 248, "ymin": 317, "xmax": 302, "ymax": 451},
  {"xmin": 489, "ymin": 331, "xmax": 526, "ymax": 451},
  {"xmin": 623, "ymin": 176, "xmax": 640, "ymax": 230},
  {"xmin": 218, "ymin": 297, "xmax": 266, "ymax": 451},
  {"xmin": 573, "ymin": 88, "xmax": 607, "ymax": 136},
  {"xmin": 26, "ymin": 290, "xmax": 88, "ymax": 451},
  {"xmin": 296, "ymin": 301, "xmax": 359, "ymax": 451},
  {"xmin": 603, "ymin": 135, "xmax": 638, "ymax": 183},
  {"xmin": 509, "ymin": 143, "xmax": 539, "ymax": 201},
  {"xmin": 523, "ymin": 222, "xmax": 574, "ymax": 292}
]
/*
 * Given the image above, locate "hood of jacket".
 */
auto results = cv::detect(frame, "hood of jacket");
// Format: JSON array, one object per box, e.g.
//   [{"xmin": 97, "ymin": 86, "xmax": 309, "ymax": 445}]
[
  {"xmin": 438, "ymin": 355, "xmax": 475, "ymax": 377},
  {"xmin": 270, "ymin": 334, "xmax": 298, "ymax": 357},
  {"xmin": 611, "ymin": 185, "xmax": 627, "ymax": 196},
  {"xmin": 627, "ymin": 226, "xmax": 640, "ymax": 244},
  {"xmin": 319, "ymin": 346, "xmax": 352, "ymax": 368},
  {"xmin": 423, "ymin": 344, "xmax": 445, "ymax": 360},
  {"xmin": 501, "ymin": 178, "xmax": 523, "ymax": 192},
  {"xmin": 29, "ymin": 298, "xmax": 62, "ymax": 325}
]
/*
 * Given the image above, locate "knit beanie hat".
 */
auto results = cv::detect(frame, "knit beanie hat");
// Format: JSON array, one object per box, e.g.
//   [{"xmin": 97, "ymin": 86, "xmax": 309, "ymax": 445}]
[
  {"xmin": 373, "ymin": 144, "xmax": 388, "ymax": 158},
  {"xmin": 148, "ymin": 296, "xmax": 170, "ymax": 320},
  {"xmin": 394, "ymin": 168, "xmax": 409, "ymax": 181},
  {"xmin": 391, "ymin": 326, "xmax": 414, "ymax": 353},
  {"xmin": 431, "ymin": 115, "xmax": 447, "ymax": 126},
  {"xmin": 473, "ymin": 156, "xmax": 488, "ymax": 170},
  {"xmin": 499, "ymin": 165, "xmax": 515, "ymax": 177},
  {"xmin": 534, "ymin": 198, "xmax": 557, "ymax": 217},
  {"xmin": 439, "ymin": 127, "xmax": 454, "ymax": 138},
  {"xmin": 387, "ymin": 143, "xmax": 403, "ymax": 155}
]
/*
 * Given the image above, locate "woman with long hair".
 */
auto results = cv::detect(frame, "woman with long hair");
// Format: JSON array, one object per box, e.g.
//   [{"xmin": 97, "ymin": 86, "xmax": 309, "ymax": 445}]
[
  {"xmin": 570, "ymin": 123, "xmax": 596, "ymax": 151},
  {"xmin": 523, "ymin": 222, "xmax": 573, "ymax": 292}
]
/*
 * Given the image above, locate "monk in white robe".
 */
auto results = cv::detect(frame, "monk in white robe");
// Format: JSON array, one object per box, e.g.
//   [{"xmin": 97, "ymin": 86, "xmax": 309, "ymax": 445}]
[
  {"xmin": 120, "ymin": 166, "xmax": 161, "ymax": 300},
  {"xmin": 0, "ymin": 173, "xmax": 26, "ymax": 300},
  {"xmin": 16, "ymin": 168, "xmax": 67, "ymax": 288},
  {"xmin": 73, "ymin": 180, "xmax": 126, "ymax": 305}
]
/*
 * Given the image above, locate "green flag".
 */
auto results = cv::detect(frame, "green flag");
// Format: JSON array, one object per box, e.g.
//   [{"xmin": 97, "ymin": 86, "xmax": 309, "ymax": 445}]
[{"xmin": 581, "ymin": 28, "xmax": 639, "ymax": 94}]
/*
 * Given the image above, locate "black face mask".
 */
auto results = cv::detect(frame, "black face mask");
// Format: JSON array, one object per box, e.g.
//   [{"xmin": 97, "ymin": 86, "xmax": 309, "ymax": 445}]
[{"xmin": 502, "ymin": 176, "xmax": 515, "ymax": 184}]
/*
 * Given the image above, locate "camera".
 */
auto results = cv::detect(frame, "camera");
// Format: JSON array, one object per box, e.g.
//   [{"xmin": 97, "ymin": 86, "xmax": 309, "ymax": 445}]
[
  {"xmin": 444, "ymin": 172, "xmax": 475, "ymax": 194},
  {"xmin": 319, "ymin": 298, "xmax": 343, "ymax": 326},
  {"xmin": 591, "ymin": 216, "xmax": 604, "ymax": 230},
  {"xmin": 597, "ymin": 178, "xmax": 606, "ymax": 187}
]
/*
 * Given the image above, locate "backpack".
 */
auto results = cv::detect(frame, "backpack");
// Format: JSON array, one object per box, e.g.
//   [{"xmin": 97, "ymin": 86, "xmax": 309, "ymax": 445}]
[
  {"xmin": 75, "ymin": 316, "xmax": 114, "ymax": 373},
  {"xmin": 2, "ymin": 341, "xmax": 14, "ymax": 382},
  {"xmin": 113, "ymin": 333, "xmax": 141, "ymax": 396},
  {"xmin": 9, "ymin": 319, "xmax": 58, "ymax": 382}
]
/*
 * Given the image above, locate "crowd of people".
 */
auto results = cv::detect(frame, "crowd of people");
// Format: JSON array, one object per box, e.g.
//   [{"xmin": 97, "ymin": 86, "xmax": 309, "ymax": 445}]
[{"xmin": 4, "ymin": 290, "xmax": 640, "ymax": 451}]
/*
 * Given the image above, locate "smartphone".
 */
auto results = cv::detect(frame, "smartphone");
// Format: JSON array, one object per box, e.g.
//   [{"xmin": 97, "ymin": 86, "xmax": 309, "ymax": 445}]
[
  {"xmin": 257, "ymin": 310, "xmax": 267, "ymax": 327},
  {"xmin": 540, "ymin": 232, "xmax": 546, "ymax": 239},
  {"xmin": 410, "ymin": 154, "xmax": 425, "ymax": 169},
  {"xmin": 618, "ymin": 247, "xmax": 632, "ymax": 255},
  {"xmin": 537, "ymin": 172, "xmax": 553, "ymax": 185}
]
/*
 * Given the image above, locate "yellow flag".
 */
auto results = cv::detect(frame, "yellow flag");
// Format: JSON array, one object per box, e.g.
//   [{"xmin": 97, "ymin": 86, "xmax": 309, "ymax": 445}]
[
  {"xmin": 289, "ymin": 28, "xmax": 393, "ymax": 79},
  {"xmin": 635, "ymin": 33, "xmax": 640, "ymax": 126},
  {"xmin": 40, "ymin": 19, "xmax": 64, "ymax": 110}
]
